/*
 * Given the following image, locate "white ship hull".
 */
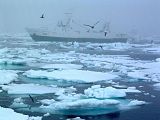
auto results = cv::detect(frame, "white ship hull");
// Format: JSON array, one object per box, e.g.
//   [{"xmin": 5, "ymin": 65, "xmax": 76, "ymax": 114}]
[
  {"xmin": 27, "ymin": 27, "xmax": 128, "ymax": 43},
  {"xmin": 29, "ymin": 33, "xmax": 128, "ymax": 43}
]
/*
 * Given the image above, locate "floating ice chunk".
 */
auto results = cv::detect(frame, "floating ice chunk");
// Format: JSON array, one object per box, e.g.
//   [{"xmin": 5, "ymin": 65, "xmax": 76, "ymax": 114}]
[
  {"xmin": 43, "ymin": 113, "xmax": 50, "ymax": 117},
  {"xmin": 23, "ymin": 70, "xmax": 52, "ymax": 79},
  {"xmin": 0, "ymin": 106, "xmax": 29, "ymax": 120},
  {"xmin": 151, "ymin": 74, "xmax": 160, "ymax": 82},
  {"xmin": 28, "ymin": 116, "xmax": 42, "ymax": 120},
  {"xmin": 67, "ymin": 117, "xmax": 85, "ymax": 120},
  {"xmin": 0, "ymin": 58, "xmax": 26, "ymax": 65},
  {"xmin": 84, "ymin": 85, "xmax": 126, "ymax": 99},
  {"xmin": 141, "ymin": 61, "xmax": 160, "ymax": 70},
  {"xmin": 40, "ymin": 99, "xmax": 56, "ymax": 105},
  {"xmin": 24, "ymin": 70, "xmax": 118, "ymax": 83},
  {"xmin": 80, "ymin": 54, "xmax": 151, "ymax": 72},
  {"xmin": 128, "ymin": 100, "xmax": 147, "ymax": 106},
  {"xmin": 125, "ymin": 61, "xmax": 160, "ymax": 82},
  {"xmin": 0, "ymin": 48, "xmax": 51, "ymax": 64},
  {"xmin": 40, "ymin": 98, "xmax": 120, "ymax": 110},
  {"xmin": 14, "ymin": 97, "xmax": 24, "ymax": 103},
  {"xmin": 39, "ymin": 52, "xmax": 77, "ymax": 63},
  {"xmin": 11, "ymin": 97, "xmax": 28, "ymax": 109},
  {"xmin": 52, "ymin": 86, "xmax": 77, "ymax": 97},
  {"xmin": 151, "ymin": 95, "xmax": 156, "ymax": 98},
  {"xmin": 153, "ymin": 83, "xmax": 160, "ymax": 91},
  {"xmin": 0, "ymin": 84, "xmax": 64, "ymax": 94},
  {"xmin": 101, "ymin": 56, "xmax": 133, "ymax": 65},
  {"xmin": 57, "ymin": 93, "xmax": 85, "ymax": 101},
  {"xmin": 117, "ymin": 65, "xmax": 129, "ymax": 74},
  {"xmin": 143, "ymin": 46, "xmax": 160, "ymax": 53},
  {"xmin": 84, "ymin": 85, "xmax": 141, "ymax": 99},
  {"xmin": 102, "ymin": 43, "xmax": 131, "ymax": 51},
  {"xmin": 144, "ymin": 93, "xmax": 150, "ymax": 95},
  {"xmin": 0, "ymin": 48, "xmax": 9, "ymax": 56},
  {"xmin": 112, "ymin": 84, "xmax": 128, "ymax": 89},
  {"xmin": 40, "ymin": 48, "xmax": 50, "ymax": 54},
  {"xmin": 85, "ymin": 43, "xmax": 131, "ymax": 51},
  {"xmin": 39, "ymin": 98, "xmax": 120, "ymax": 115},
  {"xmin": 156, "ymin": 58, "xmax": 160, "ymax": 62},
  {"xmin": 73, "ymin": 42, "xmax": 79, "ymax": 48},
  {"xmin": 0, "ymin": 70, "xmax": 18, "ymax": 84},
  {"xmin": 64, "ymin": 86, "xmax": 77, "ymax": 93},
  {"xmin": 41, "ymin": 64, "xmax": 83, "ymax": 70},
  {"xmin": 127, "ymin": 71, "xmax": 149, "ymax": 80},
  {"xmin": 122, "ymin": 87, "xmax": 141, "ymax": 93},
  {"xmin": 119, "ymin": 100, "xmax": 147, "ymax": 110}
]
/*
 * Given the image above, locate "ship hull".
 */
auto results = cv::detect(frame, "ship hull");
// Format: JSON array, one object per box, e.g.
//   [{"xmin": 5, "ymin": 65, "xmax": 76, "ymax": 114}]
[{"xmin": 30, "ymin": 34, "xmax": 128, "ymax": 43}]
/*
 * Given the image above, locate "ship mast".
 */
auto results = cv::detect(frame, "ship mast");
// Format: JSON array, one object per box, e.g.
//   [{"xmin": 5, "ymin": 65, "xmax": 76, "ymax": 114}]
[
  {"xmin": 57, "ymin": 13, "xmax": 72, "ymax": 32},
  {"xmin": 100, "ymin": 22, "xmax": 111, "ymax": 36}
]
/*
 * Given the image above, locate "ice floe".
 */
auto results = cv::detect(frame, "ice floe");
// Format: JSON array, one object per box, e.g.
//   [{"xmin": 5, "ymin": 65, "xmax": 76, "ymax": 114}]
[
  {"xmin": 28, "ymin": 116, "xmax": 42, "ymax": 120},
  {"xmin": 40, "ymin": 99, "xmax": 56, "ymax": 105},
  {"xmin": 119, "ymin": 99, "xmax": 147, "ymax": 110},
  {"xmin": 40, "ymin": 64, "xmax": 83, "ymax": 70},
  {"xmin": 37, "ymin": 96, "xmax": 145, "ymax": 116},
  {"xmin": 57, "ymin": 93, "xmax": 85, "ymax": 101},
  {"xmin": 84, "ymin": 85, "xmax": 126, "ymax": 99},
  {"xmin": 0, "ymin": 106, "xmax": 42, "ymax": 120},
  {"xmin": 14, "ymin": 97, "xmax": 24, "ymax": 103},
  {"xmin": 0, "ymin": 106, "xmax": 28, "ymax": 120},
  {"xmin": 122, "ymin": 87, "xmax": 141, "ymax": 93},
  {"xmin": 24, "ymin": 69, "xmax": 118, "ymax": 83},
  {"xmin": 40, "ymin": 98, "xmax": 120, "ymax": 112},
  {"xmin": 125, "ymin": 61, "xmax": 160, "ymax": 82},
  {"xmin": 84, "ymin": 43, "xmax": 132, "ymax": 51},
  {"xmin": 84, "ymin": 85, "xmax": 141, "ymax": 99},
  {"xmin": 143, "ymin": 45, "xmax": 160, "ymax": 53},
  {"xmin": 127, "ymin": 71, "xmax": 149, "ymax": 80},
  {"xmin": 153, "ymin": 83, "xmax": 160, "ymax": 91},
  {"xmin": 43, "ymin": 113, "xmax": 50, "ymax": 117},
  {"xmin": 128, "ymin": 100, "xmax": 147, "ymax": 106},
  {"xmin": 6, "ymin": 84, "xmax": 145, "ymax": 116},
  {"xmin": 102, "ymin": 43, "xmax": 132, "ymax": 51},
  {"xmin": 112, "ymin": 84, "xmax": 128, "ymax": 89},
  {"xmin": 11, "ymin": 97, "xmax": 29, "ymax": 109},
  {"xmin": 67, "ymin": 117, "xmax": 85, "ymax": 120},
  {"xmin": 0, "ymin": 84, "xmax": 64, "ymax": 94},
  {"xmin": 0, "ymin": 70, "xmax": 18, "ymax": 84},
  {"xmin": 0, "ymin": 41, "xmax": 156, "ymax": 117},
  {"xmin": 0, "ymin": 47, "xmax": 50, "ymax": 64},
  {"xmin": 156, "ymin": 58, "xmax": 160, "ymax": 62},
  {"xmin": 0, "ymin": 58, "xmax": 26, "ymax": 65}
]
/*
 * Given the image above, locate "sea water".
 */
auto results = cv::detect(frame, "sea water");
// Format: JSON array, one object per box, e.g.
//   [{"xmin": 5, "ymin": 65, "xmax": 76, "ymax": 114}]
[{"xmin": 0, "ymin": 35, "xmax": 160, "ymax": 120}]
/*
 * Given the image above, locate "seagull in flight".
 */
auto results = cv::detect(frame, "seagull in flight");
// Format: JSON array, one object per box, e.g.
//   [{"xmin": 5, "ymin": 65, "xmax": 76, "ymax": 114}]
[
  {"xmin": 84, "ymin": 21, "xmax": 100, "ymax": 29},
  {"xmin": 40, "ymin": 14, "xmax": 44, "ymax": 18},
  {"xmin": 29, "ymin": 94, "xmax": 35, "ymax": 103}
]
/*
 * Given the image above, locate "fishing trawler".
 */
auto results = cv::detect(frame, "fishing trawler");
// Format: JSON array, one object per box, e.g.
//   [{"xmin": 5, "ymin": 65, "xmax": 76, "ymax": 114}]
[{"xmin": 27, "ymin": 15, "xmax": 128, "ymax": 43}]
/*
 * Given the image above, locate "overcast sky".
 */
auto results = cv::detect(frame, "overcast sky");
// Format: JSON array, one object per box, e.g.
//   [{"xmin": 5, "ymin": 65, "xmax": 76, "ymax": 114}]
[{"xmin": 0, "ymin": 0, "xmax": 160, "ymax": 36}]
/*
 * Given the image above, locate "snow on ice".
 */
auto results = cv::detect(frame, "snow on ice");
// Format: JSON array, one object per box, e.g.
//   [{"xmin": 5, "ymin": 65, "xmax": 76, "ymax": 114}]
[
  {"xmin": 0, "ymin": 70, "xmax": 18, "ymax": 84},
  {"xmin": 24, "ymin": 69, "xmax": 118, "ymax": 83},
  {"xmin": 0, "ymin": 106, "xmax": 42, "ymax": 120},
  {"xmin": 40, "ymin": 64, "xmax": 83, "ymax": 70},
  {"xmin": 0, "ymin": 84, "xmax": 65, "ymax": 94}
]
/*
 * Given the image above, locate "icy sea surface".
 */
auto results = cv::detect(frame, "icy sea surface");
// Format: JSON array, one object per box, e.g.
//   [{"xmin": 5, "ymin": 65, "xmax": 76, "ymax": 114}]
[{"xmin": 0, "ymin": 35, "xmax": 160, "ymax": 120}]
